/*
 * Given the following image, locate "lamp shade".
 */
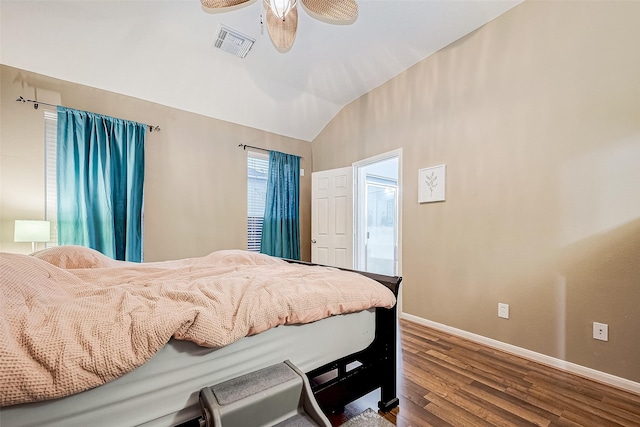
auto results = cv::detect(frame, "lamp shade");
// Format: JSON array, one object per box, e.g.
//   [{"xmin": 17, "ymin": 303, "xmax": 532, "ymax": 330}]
[{"xmin": 14, "ymin": 220, "xmax": 51, "ymax": 243}]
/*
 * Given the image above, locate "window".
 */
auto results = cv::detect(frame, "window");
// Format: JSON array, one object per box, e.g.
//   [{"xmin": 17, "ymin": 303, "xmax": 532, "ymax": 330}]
[
  {"xmin": 54, "ymin": 108, "xmax": 145, "ymax": 261},
  {"xmin": 247, "ymin": 152, "xmax": 269, "ymax": 252},
  {"xmin": 44, "ymin": 110, "xmax": 58, "ymax": 247}
]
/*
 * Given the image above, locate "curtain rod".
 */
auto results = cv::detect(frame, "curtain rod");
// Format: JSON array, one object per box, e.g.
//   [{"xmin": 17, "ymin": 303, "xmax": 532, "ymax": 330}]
[
  {"xmin": 238, "ymin": 143, "xmax": 303, "ymax": 159},
  {"xmin": 16, "ymin": 96, "xmax": 161, "ymax": 133}
]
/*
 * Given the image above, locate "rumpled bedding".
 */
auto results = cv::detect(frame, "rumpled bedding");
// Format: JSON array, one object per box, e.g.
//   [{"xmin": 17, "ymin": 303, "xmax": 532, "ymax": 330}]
[{"xmin": 0, "ymin": 246, "xmax": 395, "ymax": 406}]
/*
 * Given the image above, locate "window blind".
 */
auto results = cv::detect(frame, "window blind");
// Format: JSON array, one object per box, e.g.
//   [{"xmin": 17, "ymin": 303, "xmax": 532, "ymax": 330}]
[
  {"xmin": 44, "ymin": 110, "xmax": 58, "ymax": 247},
  {"xmin": 247, "ymin": 152, "xmax": 269, "ymax": 252}
]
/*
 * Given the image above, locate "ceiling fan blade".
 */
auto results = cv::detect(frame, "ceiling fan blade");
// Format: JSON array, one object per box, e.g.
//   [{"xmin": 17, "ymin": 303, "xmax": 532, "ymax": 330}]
[
  {"xmin": 301, "ymin": 0, "xmax": 358, "ymax": 23},
  {"xmin": 201, "ymin": 0, "xmax": 251, "ymax": 9},
  {"xmin": 265, "ymin": 5, "xmax": 298, "ymax": 51}
]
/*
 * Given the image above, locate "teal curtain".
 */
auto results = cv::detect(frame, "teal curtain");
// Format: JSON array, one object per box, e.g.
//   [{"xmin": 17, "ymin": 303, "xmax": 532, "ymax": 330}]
[
  {"xmin": 57, "ymin": 106, "xmax": 145, "ymax": 262},
  {"xmin": 260, "ymin": 151, "xmax": 300, "ymax": 260}
]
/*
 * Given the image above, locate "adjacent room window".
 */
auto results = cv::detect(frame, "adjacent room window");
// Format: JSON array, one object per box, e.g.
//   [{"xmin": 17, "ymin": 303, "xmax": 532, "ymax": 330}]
[
  {"xmin": 44, "ymin": 110, "xmax": 58, "ymax": 247},
  {"xmin": 247, "ymin": 151, "xmax": 269, "ymax": 251}
]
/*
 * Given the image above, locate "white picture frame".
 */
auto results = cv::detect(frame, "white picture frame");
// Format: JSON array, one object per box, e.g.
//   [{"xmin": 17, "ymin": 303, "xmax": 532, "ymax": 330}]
[{"xmin": 418, "ymin": 164, "xmax": 446, "ymax": 203}]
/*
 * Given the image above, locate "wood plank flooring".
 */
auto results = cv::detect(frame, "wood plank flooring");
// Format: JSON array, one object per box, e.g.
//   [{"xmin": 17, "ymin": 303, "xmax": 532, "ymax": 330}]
[{"xmin": 327, "ymin": 318, "xmax": 640, "ymax": 427}]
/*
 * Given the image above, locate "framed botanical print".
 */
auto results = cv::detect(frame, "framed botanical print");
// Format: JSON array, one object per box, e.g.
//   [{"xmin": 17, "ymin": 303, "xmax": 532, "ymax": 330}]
[{"xmin": 418, "ymin": 164, "xmax": 446, "ymax": 203}]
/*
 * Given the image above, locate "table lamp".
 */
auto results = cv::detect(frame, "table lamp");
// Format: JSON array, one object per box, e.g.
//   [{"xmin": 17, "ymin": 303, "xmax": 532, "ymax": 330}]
[{"xmin": 14, "ymin": 220, "xmax": 51, "ymax": 252}]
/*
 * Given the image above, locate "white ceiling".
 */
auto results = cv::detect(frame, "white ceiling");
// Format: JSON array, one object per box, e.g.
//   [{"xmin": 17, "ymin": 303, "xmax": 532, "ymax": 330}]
[{"xmin": 0, "ymin": 0, "xmax": 522, "ymax": 142}]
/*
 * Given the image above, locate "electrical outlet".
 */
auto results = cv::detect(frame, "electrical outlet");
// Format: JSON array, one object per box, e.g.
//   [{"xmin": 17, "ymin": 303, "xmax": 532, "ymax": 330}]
[
  {"xmin": 593, "ymin": 322, "xmax": 608, "ymax": 341},
  {"xmin": 498, "ymin": 303, "xmax": 509, "ymax": 319}
]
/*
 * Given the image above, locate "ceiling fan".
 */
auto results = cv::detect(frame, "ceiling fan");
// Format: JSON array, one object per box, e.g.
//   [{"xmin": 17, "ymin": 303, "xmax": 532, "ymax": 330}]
[{"xmin": 201, "ymin": 0, "xmax": 358, "ymax": 51}]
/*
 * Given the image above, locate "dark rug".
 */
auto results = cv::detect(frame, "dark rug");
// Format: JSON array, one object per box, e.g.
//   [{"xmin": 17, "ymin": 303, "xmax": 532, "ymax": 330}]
[{"xmin": 340, "ymin": 408, "xmax": 395, "ymax": 427}]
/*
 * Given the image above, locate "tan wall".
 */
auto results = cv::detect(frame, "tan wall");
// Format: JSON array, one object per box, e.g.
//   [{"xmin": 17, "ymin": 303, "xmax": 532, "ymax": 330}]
[
  {"xmin": 312, "ymin": 1, "xmax": 640, "ymax": 382},
  {"xmin": 0, "ymin": 65, "xmax": 312, "ymax": 262}
]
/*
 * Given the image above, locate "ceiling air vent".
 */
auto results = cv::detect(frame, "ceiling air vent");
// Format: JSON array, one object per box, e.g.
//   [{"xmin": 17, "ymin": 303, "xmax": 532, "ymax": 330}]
[{"xmin": 214, "ymin": 24, "xmax": 255, "ymax": 58}]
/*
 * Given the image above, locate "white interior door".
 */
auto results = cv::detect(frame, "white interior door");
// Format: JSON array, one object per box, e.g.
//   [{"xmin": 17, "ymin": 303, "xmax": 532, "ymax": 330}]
[{"xmin": 311, "ymin": 167, "xmax": 353, "ymax": 268}]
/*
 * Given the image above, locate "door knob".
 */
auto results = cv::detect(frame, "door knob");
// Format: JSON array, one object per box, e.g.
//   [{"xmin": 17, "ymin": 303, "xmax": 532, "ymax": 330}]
[{"xmin": 311, "ymin": 239, "xmax": 317, "ymax": 244}]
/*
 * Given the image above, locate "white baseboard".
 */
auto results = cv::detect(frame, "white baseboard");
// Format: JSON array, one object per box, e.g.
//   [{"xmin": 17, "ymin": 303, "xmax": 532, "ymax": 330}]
[{"xmin": 400, "ymin": 312, "xmax": 640, "ymax": 395}]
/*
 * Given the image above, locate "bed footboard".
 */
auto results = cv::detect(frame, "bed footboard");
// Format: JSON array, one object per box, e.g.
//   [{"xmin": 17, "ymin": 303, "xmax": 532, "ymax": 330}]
[
  {"xmin": 285, "ymin": 260, "xmax": 402, "ymax": 413},
  {"xmin": 306, "ymin": 302, "xmax": 399, "ymax": 413}
]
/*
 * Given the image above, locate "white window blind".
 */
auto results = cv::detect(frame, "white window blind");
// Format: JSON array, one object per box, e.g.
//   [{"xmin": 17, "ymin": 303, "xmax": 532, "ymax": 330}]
[
  {"xmin": 44, "ymin": 110, "xmax": 58, "ymax": 247},
  {"xmin": 247, "ymin": 152, "xmax": 269, "ymax": 252}
]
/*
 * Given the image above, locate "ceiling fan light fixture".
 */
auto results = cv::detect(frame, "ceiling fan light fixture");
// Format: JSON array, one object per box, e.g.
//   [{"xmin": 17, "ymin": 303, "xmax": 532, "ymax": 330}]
[
  {"xmin": 200, "ymin": 0, "xmax": 357, "ymax": 52},
  {"xmin": 264, "ymin": 0, "xmax": 297, "ymax": 20}
]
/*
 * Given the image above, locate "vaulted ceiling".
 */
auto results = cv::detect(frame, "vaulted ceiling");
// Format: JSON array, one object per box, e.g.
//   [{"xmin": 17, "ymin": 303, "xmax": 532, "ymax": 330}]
[{"xmin": 0, "ymin": 0, "xmax": 522, "ymax": 141}]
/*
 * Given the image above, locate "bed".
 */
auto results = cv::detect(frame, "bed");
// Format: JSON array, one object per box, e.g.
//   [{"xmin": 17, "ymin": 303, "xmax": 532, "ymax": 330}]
[{"xmin": 0, "ymin": 246, "xmax": 401, "ymax": 426}]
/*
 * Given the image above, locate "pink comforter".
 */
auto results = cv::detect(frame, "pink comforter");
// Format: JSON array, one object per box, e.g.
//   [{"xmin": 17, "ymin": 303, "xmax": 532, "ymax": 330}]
[{"xmin": 0, "ymin": 246, "xmax": 395, "ymax": 406}]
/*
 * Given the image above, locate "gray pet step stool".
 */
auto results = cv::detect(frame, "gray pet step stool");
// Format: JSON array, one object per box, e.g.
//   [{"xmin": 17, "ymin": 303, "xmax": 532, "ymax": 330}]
[{"xmin": 199, "ymin": 360, "xmax": 331, "ymax": 427}]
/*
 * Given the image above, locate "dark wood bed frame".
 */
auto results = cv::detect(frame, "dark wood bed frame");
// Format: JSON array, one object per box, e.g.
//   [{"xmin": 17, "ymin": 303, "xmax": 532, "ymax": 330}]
[
  {"xmin": 177, "ymin": 261, "xmax": 401, "ymax": 427},
  {"xmin": 2, "ymin": 250, "xmax": 401, "ymax": 427},
  {"xmin": 285, "ymin": 260, "xmax": 402, "ymax": 414}
]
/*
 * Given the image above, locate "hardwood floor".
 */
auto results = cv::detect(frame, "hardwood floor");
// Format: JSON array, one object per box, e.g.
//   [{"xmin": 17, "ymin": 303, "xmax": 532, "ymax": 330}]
[{"xmin": 328, "ymin": 318, "xmax": 640, "ymax": 427}]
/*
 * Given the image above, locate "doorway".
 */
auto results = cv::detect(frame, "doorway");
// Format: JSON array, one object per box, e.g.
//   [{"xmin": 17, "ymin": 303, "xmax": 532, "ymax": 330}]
[{"xmin": 354, "ymin": 150, "xmax": 402, "ymax": 277}]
